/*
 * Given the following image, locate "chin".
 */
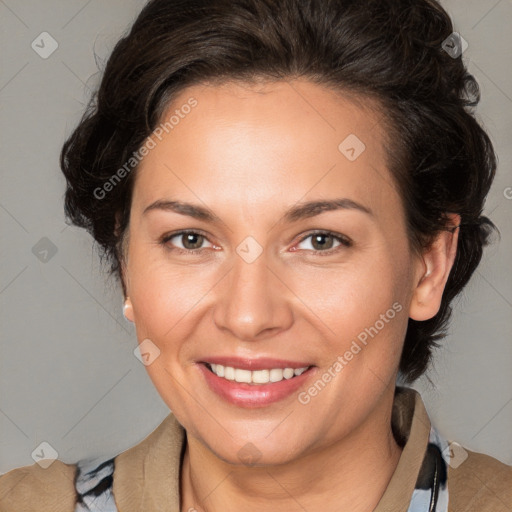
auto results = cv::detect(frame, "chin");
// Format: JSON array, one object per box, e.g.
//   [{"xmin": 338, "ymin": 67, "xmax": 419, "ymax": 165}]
[
  {"xmin": 200, "ymin": 425, "xmax": 308, "ymax": 465},
  {"xmin": 213, "ymin": 442, "xmax": 302, "ymax": 468}
]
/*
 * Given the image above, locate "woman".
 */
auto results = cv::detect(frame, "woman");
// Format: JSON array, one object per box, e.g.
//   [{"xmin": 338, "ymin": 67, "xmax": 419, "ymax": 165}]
[{"xmin": 1, "ymin": 0, "xmax": 510, "ymax": 511}]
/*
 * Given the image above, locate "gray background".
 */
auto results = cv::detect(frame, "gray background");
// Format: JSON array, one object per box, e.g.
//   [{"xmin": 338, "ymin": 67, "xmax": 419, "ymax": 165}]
[{"xmin": 1, "ymin": 0, "xmax": 511, "ymax": 474}]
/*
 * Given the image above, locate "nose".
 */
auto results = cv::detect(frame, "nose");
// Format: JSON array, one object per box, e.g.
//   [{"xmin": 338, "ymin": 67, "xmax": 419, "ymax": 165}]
[{"xmin": 212, "ymin": 246, "xmax": 294, "ymax": 342}]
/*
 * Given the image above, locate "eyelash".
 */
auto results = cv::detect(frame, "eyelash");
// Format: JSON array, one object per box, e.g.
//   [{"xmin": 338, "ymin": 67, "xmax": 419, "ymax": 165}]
[
  {"xmin": 159, "ymin": 229, "xmax": 353, "ymax": 256},
  {"xmin": 294, "ymin": 230, "xmax": 353, "ymax": 255}
]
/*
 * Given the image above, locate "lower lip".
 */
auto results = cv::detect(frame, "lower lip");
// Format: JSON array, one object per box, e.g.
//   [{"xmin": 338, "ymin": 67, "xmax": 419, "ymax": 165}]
[{"xmin": 198, "ymin": 363, "xmax": 316, "ymax": 408}]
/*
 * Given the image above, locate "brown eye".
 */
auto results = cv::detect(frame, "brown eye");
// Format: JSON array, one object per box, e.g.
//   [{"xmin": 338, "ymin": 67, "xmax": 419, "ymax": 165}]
[
  {"xmin": 295, "ymin": 231, "xmax": 352, "ymax": 254},
  {"xmin": 180, "ymin": 232, "xmax": 205, "ymax": 250},
  {"xmin": 161, "ymin": 230, "xmax": 214, "ymax": 253},
  {"xmin": 310, "ymin": 233, "xmax": 335, "ymax": 250}
]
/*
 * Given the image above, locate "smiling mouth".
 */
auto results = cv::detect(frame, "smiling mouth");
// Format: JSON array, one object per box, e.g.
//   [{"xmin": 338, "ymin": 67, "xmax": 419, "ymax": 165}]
[{"xmin": 204, "ymin": 362, "xmax": 312, "ymax": 385}]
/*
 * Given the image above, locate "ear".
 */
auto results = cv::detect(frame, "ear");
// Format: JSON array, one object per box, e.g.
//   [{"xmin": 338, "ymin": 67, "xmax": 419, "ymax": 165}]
[
  {"xmin": 409, "ymin": 213, "xmax": 460, "ymax": 321},
  {"xmin": 123, "ymin": 297, "xmax": 135, "ymax": 323}
]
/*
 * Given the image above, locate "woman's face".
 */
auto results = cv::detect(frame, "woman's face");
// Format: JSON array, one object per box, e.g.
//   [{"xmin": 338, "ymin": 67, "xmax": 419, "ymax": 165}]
[{"xmin": 122, "ymin": 80, "xmax": 427, "ymax": 465}]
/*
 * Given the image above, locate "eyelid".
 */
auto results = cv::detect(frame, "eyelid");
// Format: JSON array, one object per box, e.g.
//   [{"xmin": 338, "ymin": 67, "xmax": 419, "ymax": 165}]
[
  {"xmin": 160, "ymin": 229, "xmax": 216, "ymax": 253},
  {"xmin": 292, "ymin": 230, "xmax": 353, "ymax": 254}
]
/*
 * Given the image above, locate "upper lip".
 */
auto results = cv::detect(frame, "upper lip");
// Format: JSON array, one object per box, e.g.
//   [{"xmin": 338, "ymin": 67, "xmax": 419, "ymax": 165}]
[{"xmin": 200, "ymin": 356, "xmax": 313, "ymax": 371}]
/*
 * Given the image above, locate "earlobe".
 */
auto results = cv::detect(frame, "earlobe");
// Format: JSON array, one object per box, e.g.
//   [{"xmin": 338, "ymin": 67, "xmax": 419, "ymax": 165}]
[
  {"xmin": 409, "ymin": 214, "xmax": 460, "ymax": 321},
  {"xmin": 123, "ymin": 297, "xmax": 135, "ymax": 323}
]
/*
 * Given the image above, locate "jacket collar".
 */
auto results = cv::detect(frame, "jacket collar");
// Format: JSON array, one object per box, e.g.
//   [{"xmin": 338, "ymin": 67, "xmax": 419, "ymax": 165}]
[
  {"xmin": 112, "ymin": 387, "xmax": 430, "ymax": 511},
  {"xmin": 113, "ymin": 409, "xmax": 186, "ymax": 511}
]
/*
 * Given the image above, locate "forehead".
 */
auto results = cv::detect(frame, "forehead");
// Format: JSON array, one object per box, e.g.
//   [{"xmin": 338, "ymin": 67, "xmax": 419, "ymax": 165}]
[{"xmin": 131, "ymin": 80, "xmax": 400, "ymax": 223}]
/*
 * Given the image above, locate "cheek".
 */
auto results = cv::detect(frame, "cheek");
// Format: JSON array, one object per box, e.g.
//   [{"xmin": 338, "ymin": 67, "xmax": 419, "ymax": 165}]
[
  {"xmin": 130, "ymin": 264, "xmax": 211, "ymax": 341},
  {"xmin": 127, "ymin": 230, "xmax": 215, "ymax": 321},
  {"xmin": 126, "ymin": 259, "xmax": 210, "ymax": 410},
  {"xmin": 294, "ymin": 250, "xmax": 405, "ymax": 324},
  {"xmin": 296, "ymin": 244, "xmax": 411, "ymax": 374}
]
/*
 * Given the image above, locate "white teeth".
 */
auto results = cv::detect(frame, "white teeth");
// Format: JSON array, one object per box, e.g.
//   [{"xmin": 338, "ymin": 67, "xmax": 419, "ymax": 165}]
[
  {"xmin": 208, "ymin": 363, "xmax": 309, "ymax": 384},
  {"xmin": 269, "ymin": 368, "xmax": 283, "ymax": 382},
  {"xmin": 234, "ymin": 368, "xmax": 252, "ymax": 383},
  {"xmin": 252, "ymin": 369, "xmax": 270, "ymax": 383},
  {"xmin": 283, "ymin": 368, "xmax": 295, "ymax": 379}
]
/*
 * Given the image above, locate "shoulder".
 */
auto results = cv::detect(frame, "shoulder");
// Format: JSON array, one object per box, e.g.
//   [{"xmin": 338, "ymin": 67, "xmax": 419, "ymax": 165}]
[
  {"xmin": 448, "ymin": 445, "xmax": 512, "ymax": 512},
  {"xmin": 0, "ymin": 413, "xmax": 184, "ymax": 512},
  {"xmin": 0, "ymin": 459, "xmax": 77, "ymax": 512}
]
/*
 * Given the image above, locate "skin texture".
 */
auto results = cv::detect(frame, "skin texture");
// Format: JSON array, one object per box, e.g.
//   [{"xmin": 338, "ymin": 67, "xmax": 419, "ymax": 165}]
[{"xmin": 121, "ymin": 80, "xmax": 459, "ymax": 512}]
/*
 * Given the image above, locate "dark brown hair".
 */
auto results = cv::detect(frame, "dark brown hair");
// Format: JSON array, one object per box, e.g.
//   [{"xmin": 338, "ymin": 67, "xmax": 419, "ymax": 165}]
[{"xmin": 60, "ymin": 0, "xmax": 498, "ymax": 382}]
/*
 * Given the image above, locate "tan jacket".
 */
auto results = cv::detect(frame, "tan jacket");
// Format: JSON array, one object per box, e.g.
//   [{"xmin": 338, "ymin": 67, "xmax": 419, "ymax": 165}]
[{"xmin": 1, "ymin": 389, "xmax": 510, "ymax": 511}]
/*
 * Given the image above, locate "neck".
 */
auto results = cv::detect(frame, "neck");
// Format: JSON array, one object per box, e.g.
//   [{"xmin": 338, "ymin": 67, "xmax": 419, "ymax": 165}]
[{"xmin": 180, "ymin": 391, "xmax": 402, "ymax": 512}]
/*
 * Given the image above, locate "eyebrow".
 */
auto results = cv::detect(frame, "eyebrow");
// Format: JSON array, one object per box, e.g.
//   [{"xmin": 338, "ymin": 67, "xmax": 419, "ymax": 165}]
[{"xmin": 142, "ymin": 198, "xmax": 373, "ymax": 223}]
